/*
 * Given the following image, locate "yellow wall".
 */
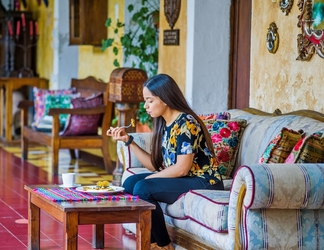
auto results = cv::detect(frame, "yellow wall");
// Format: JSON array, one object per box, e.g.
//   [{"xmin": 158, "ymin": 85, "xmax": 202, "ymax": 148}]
[
  {"xmin": 78, "ymin": 0, "xmax": 124, "ymax": 82},
  {"xmin": 158, "ymin": 0, "xmax": 187, "ymax": 93},
  {"xmin": 27, "ymin": 0, "xmax": 54, "ymax": 82},
  {"xmin": 250, "ymin": 2, "xmax": 324, "ymax": 113},
  {"xmin": 34, "ymin": 0, "xmax": 122, "ymax": 85}
]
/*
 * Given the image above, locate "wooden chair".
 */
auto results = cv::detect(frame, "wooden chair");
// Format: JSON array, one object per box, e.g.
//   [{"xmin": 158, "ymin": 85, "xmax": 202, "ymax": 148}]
[{"xmin": 18, "ymin": 76, "xmax": 115, "ymax": 175}]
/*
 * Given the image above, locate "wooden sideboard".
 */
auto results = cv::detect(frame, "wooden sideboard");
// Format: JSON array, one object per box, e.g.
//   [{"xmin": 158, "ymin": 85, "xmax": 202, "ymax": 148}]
[{"xmin": 0, "ymin": 77, "xmax": 48, "ymax": 144}]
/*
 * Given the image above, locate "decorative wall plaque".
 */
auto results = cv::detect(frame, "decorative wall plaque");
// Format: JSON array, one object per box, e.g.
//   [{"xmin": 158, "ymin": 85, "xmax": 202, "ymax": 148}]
[
  {"xmin": 164, "ymin": 0, "xmax": 181, "ymax": 29},
  {"xmin": 163, "ymin": 29, "xmax": 180, "ymax": 45},
  {"xmin": 163, "ymin": 0, "xmax": 181, "ymax": 45},
  {"xmin": 266, "ymin": 22, "xmax": 279, "ymax": 54},
  {"xmin": 280, "ymin": 0, "xmax": 294, "ymax": 16}
]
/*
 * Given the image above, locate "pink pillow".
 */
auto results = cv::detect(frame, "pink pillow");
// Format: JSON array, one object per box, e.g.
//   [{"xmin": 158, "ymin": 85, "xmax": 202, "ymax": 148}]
[
  {"xmin": 285, "ymin": 132, "xmax": 324, "ymax": 163},
  {"xmin": 60, "ymin": 93, "xmax": 103, "ymax": 136},
  {"xmin": 258, "ymin": 128, "xmax": 304, "ymax": 163}
]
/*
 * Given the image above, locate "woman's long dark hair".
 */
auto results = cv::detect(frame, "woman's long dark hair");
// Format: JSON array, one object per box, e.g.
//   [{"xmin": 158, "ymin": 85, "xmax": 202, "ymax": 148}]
[{"xmin": 143, "ymin": 74, "xmax": 215, "ymax": 171}]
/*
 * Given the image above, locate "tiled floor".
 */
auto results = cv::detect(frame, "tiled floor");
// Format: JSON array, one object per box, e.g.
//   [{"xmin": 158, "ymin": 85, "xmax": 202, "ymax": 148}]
[{"xmin": 0, "ymin": 144, "xmax": 138, "ymax": 249}]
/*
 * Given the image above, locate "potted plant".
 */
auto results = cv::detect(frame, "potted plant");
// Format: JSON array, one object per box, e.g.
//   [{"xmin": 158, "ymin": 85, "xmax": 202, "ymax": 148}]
[
  {"xmin": 101, "ymin": 0, "xmax": 159, "ymax": 78},
  {"xmin": 102, "ymin": 0, "xmax": 159, "ymax": 129}
]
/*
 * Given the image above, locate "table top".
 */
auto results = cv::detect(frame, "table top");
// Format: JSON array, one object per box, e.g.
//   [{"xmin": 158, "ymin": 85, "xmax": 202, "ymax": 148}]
[{"xmin": 25, "ymin": 184, "xmax": 155, "ymax": 212}]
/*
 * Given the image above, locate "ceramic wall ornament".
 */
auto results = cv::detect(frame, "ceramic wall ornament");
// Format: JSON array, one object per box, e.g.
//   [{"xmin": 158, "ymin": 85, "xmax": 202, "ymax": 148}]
[
  {"xmin": 297, "ymin": 0, "xmax": 324, "ymax": 61},
  {"xmin": 266, "ymin": 22, "xmax": 279, "ymax": 54},
  {"xmin": 280, "ymin": 0, "xmax": 294, "ymax": 15}
]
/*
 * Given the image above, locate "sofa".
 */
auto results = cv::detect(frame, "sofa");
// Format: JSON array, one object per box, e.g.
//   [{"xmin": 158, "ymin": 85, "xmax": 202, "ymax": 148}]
[{"xmin": 117, "ymin": 108, "xmax": 324, "ymax": 250}]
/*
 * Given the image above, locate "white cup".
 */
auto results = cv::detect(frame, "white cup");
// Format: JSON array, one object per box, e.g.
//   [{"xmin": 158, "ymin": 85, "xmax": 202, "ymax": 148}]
[{"xmin": 62, "ymin": 173, "xmax": 76, "ymax": 187}]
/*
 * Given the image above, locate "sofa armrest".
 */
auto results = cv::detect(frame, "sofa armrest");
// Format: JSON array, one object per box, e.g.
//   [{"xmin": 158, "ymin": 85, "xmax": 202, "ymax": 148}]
[
  {"xmin": 117, "ymin": 132, "xmax": 153, "ymax": 168},
  {"xmin": 231, "ymin": 163, "xmax": 324, "ymax": 210}
]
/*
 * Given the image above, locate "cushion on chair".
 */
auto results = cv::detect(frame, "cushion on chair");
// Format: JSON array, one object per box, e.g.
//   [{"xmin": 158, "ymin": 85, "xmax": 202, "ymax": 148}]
[
  {"xmin": 259, "ymin": 127, "xmax": 304, "ymax": 163},
  {"xmin": 43, "ymin": 92, "xmax": 81, "ymax": 126},
  {"xmin": 33, "ymin": 87, "xmax": 77, "ymax": 126},
  {"xmin": 203, "ymin": 119, "xmax": 247, "ymax": 179},
  {"xmin": 285, "ymin": 131, "xmax": 324, "ymax": 163},
  {"xmin": 59, "ymin": 93, "xmax": 103, "ymax": 136}
]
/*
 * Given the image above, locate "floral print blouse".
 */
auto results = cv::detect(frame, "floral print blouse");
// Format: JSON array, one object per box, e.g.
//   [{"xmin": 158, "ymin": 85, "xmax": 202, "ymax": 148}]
[{"xmin": 161, "ymin": 113, "xmax": 221, "ymax": 185}]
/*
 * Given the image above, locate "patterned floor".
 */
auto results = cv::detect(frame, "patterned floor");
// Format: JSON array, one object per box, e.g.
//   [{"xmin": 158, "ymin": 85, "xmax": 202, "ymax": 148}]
[{"xmin": 2, "ymin": 144, "xmax": 113, "ymax": 186}]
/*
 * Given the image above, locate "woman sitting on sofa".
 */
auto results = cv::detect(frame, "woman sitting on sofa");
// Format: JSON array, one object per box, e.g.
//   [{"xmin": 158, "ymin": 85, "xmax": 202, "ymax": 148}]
[{"xmin": 106, "ymin": 74, "xmax": 223, "ymax": 250}]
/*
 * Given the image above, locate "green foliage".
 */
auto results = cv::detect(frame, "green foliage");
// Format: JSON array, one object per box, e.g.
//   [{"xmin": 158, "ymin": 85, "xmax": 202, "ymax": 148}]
[
  {"xmin": 102, "ymin": 0, "xmax": 159, "ymax": 127},
  {"xmin": 137, "ymin": 102, "xmax": 153, "ymax": 129},
  {"xmin": 101, "ymin": 0, "xmax": 159, "ymax": 78}
]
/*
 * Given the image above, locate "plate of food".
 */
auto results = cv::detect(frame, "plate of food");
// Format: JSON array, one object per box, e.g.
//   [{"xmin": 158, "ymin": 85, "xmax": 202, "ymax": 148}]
[{"xmin": 75, "ymin": 181, "xmax": 125, "ymax": 194}]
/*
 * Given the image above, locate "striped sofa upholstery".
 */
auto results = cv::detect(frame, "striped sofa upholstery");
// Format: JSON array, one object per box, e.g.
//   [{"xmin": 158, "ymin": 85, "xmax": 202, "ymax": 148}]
[{"xmin": 118, "ymin": 109, "xmax": 324, "ymax": 249}]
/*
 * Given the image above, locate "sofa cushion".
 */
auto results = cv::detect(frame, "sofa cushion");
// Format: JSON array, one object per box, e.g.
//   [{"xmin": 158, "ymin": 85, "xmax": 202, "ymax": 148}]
[
  {"xmin": 160, "ymin": 194, "xmax": 187, "ymax": 219},
  {"xmin": 203, "ymin": 119, "xmax": 247, "ymax": 179},
  {"xmin": 259, "ymin": 127, "xmax": 304, "ymax": 163},
  {"xmin": 33, "ymin": 87, "xmax": 77, "ymax": 126},
  {"xmin": 117, "ymin": 133, "xmax": 153, "ymax": 169},
  {"xmin": 59, "ymin": 93, "xmax": 103, "ymax": 136},
  {"xmin": 183, "ymin": 189, "xmax": 229, "ymax": 233},
  {"xmin": 285, "ymin": 132, "xmax": 324, "ymax": 163}
]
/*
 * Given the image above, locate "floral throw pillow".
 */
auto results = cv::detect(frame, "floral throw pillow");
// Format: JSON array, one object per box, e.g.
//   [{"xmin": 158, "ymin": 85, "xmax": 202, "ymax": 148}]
[
  {"xmin": 259, "ymin": 128, "xmax": 304, "ymax": 163},
  {"xmin": 33, "ymin": 87, "xmax": 77, "ymax": 126},
  {"xmin": 203, "ymin": 119, "xmax": 247, "ymax": 179},
  {"xmin": 43, "ymin": 93, "xmax": 81, "ymax": 127},
  {"xmin": 59, "ymin": 93, "xmax": 103, "ymax": 136},
  {"xmin": 285, "ymin": 132, "xmax": 324, "ymax": 163}
]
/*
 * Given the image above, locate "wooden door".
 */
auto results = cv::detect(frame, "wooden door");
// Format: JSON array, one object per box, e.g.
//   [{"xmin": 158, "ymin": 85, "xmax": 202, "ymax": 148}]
[{"xmin": 229, "ymin": 0, "xmax": 251, "ymax": 109}]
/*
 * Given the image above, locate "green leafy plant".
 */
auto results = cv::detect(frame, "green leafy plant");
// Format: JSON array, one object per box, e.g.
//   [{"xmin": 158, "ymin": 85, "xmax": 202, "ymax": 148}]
[
  {"xmin": 137, "ymin": 102, "xmax": 153, "ymax": 129},
  {"xmin": 102, "ymin": 0, "xmax": 159, "ymax": 127},
  {"xmin": 101, "ymin": 0, "xmax": 159, "ymax": 78}
]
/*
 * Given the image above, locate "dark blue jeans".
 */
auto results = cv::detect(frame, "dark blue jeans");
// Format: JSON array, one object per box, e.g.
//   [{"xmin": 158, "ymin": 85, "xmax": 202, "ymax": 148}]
[{"xmin": 122, "ymin": 173, "xmax": 224, "ymax": 247}]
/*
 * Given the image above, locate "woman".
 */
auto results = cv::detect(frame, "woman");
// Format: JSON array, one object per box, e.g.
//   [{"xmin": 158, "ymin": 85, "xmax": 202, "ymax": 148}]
[{"xmin": 107, "ymin": 74, "xmax": 223, "ymax": 250}]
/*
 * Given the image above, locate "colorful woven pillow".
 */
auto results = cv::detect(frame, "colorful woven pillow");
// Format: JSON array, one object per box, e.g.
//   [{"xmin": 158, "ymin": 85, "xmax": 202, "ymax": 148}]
[
  {"xmin": 60, "ymin": 93, "xmax": 103, "ymax": 136},
  {"xmin": 259, "ymin": 128, "xmax": 304, "ymax": 163},
  {"xmin": 43, "ymin": 93, "xmax": 81, "ymax": 126},
  {"xmin": 198, "ymin": 111, "xmax": 231, "ymax": 121},
  {"xmin": 203, "ymin": 119, "xmax": 247, "ymax": 179},
  {"xmin": 33, "ymin": 87, "xmax": 77, "ymax": 126},
  {"xmin": 285, "ymin": 132, "xmax": 324, "ymax": 163}
]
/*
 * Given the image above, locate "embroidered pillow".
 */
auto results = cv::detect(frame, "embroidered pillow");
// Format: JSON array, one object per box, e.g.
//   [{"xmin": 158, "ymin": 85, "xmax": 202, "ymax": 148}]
[
  {"xmin": 33, "ymin": 87, "xmax": 77, "ymax": 126},
  {"xmin": 259, "ymin": 128, "xmax": 304, "ymax": 163},
  {"xmin": 198, "ymin": 112, "xmax": 231, "ymax": 121},
  {"xmin": 285, "ymin": 132, "xmax": 324, "ymax": 163},
  {"xmin": 59, "ymin": 93, "xmax": 103, "ymax": 136},
  {"xmin": 43, "ymin": 93, "xmax": 81, "ymax": 127},
  {"xmin": 203, "ymin": 119, "xmax": 247, "ymax": 179}
]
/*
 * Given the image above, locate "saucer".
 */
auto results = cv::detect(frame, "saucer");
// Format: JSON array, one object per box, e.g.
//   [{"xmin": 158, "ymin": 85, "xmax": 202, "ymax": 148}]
[{"xmin": 59, "ymin": 183, "xmax": 81, "ymax": 188}]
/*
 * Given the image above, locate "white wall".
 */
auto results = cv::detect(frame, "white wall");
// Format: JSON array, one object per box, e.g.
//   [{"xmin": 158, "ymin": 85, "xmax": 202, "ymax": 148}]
[
  {"xmin": 186, "ymin": 0, "xmax": 231, "ymax": 114},
  {"xmin": 52, "ymin": 0, "xmax": 78, "ymax": 89}
]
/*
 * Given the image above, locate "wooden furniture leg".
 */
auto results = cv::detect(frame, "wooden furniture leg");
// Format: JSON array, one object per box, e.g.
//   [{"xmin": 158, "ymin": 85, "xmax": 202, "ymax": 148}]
[
  {"xmin": 92, "ymin": 224, "xmax": 104, "ymax": 248},
  {"xmin": 69, "ymin": 149, "xmax": 76, "ymax": 159},
  {"xmin": 28, "ymin": 195, "xmax": 40, "ymax": 249},
  {"xmin": 137, "ymin": 210, "xmax": 152, "ymax": 250},
  {"xmin": 0, "ymin": 87, "xmax": 3, "ymax": 138},
  {"xmin": 64, "ymin": 212, "xmax": 78, "ymax": 250}
]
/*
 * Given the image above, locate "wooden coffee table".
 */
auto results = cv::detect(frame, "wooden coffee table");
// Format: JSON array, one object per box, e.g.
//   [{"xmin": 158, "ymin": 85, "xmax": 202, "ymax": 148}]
[{"xmin": 25, "ymin": 185, "xmax": 155, "ymax": 250}]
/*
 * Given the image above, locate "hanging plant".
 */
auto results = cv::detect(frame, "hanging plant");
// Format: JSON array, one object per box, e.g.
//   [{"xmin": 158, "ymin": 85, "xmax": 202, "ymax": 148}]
[{"xmin": 101, "ymin": 0, "xmax": 159, "ymax": 78}]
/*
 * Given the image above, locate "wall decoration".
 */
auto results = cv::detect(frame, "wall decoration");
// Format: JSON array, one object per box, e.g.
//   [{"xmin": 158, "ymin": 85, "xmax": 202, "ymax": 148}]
[
  {"xmin": 163, "ymin": 0, "xmax": 181, "ymax": 46},
  {"xmin": 267, "ymin": 22, "xmax": 279, "ymax": 53},
  {"xmin": 164, "ymin": 0, "xmax": 181, "ymax": 29},
  {"xmin": 280, "ymin": 0, "xmax": 294, "ymax": 15},
  {"xmin": 297, "ymin": 0, "xmax": 324, "ymax": 61}
]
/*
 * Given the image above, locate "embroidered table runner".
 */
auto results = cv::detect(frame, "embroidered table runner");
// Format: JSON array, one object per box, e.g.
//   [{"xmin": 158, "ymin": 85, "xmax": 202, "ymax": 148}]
[{"xmin": 33, "ymin": 187, "xmax": 138, "ymax": 202}]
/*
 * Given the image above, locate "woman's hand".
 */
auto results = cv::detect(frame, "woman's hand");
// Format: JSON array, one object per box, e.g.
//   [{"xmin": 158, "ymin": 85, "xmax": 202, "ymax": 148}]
[{"xmin": 106, "ymin": 127, "xmax": 129, "ymax": 143}]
